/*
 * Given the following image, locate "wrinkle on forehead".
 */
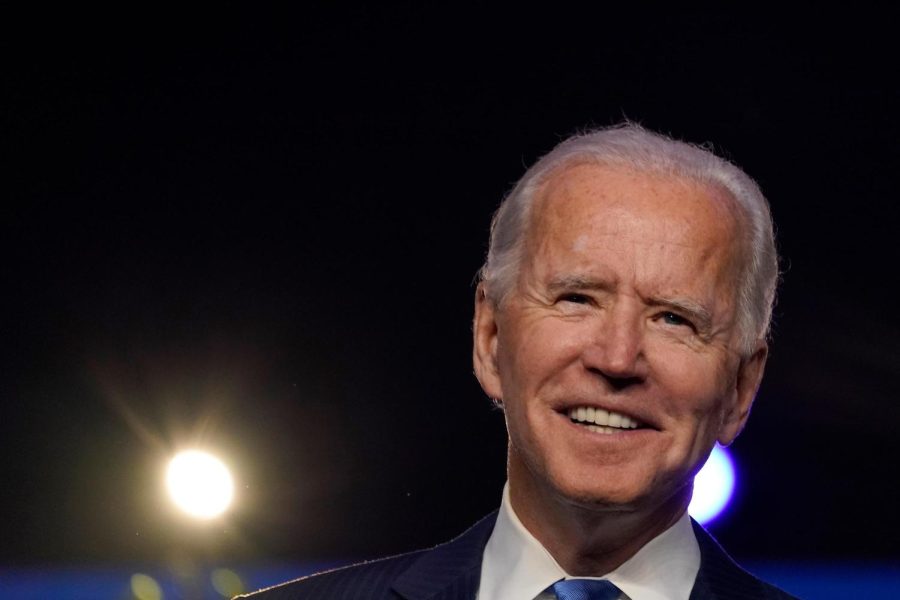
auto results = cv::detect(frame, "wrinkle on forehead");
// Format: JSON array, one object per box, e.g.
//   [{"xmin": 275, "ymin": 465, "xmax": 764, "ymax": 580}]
[{"xmin": 525, "ymin": 164, "xmax": 745, "ymax": 271}]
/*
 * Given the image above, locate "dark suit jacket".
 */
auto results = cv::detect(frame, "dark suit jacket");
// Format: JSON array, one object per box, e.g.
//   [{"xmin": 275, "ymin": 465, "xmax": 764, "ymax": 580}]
[{"xmin": 238, "ymin": 511, "xmax": 798, "ymax": 599}]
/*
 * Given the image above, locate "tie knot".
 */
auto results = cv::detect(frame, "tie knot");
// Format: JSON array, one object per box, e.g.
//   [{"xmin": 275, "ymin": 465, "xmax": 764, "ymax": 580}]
[{"xmin": 550, "ymin": 578, "xmax": 620, "ymax": 600}]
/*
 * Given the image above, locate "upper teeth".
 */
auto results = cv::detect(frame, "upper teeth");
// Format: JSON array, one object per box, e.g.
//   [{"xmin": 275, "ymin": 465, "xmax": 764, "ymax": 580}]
[{"xmin": 568, "ymin": 406, "xmax": 640, "ymax": 429}]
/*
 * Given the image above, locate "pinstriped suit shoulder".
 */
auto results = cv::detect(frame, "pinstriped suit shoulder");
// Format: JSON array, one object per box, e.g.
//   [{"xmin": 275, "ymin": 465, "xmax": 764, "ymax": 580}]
[
  {"xmin": 238, "ymin": 512, "xmax": 800, "ymax": 599},
  {"xmin": 236, "ymin": 512, "xmax": 496, "ymax": 599},
  {"xmin": 689, "ymin": 521, "xmax": 799, "ymax": 600}
]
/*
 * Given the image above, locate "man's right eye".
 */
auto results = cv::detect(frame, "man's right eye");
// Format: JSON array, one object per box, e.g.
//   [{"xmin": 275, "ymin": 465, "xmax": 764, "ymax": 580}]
[{"xmin": 559, "ymin": 293, "xmax": 590, "ymax": 304}]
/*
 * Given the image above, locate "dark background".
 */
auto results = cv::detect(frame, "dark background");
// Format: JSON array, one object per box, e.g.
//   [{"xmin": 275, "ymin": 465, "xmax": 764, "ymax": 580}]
[{"xmin": 3, "ymin": 9, "xmax": 898, "ymax": 571}]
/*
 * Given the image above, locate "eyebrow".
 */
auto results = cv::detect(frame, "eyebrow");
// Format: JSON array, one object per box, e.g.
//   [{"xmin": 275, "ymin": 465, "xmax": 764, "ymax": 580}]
[
  {"xmin": 546, "ymin": 275, "xmax": 615, "ymax": 294},
  {"xmin": 545, "ymin": 275, "xmax": 714, "ymax": 331}
]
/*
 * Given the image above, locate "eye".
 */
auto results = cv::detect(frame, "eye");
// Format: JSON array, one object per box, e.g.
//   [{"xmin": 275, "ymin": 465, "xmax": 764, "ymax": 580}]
[
  {"xmin": 558, "ymin": 293, "xmax": 590, "ymax": 304},
  {"xmin": 659, "ymin": 311, "xmax": 693, "ymax": 329}
]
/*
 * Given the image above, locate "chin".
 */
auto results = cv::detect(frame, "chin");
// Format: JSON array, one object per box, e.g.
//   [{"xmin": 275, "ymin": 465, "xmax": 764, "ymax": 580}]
[
  {"xmin": 548, "ymin": 458, "xmax": 692, "ymax": 516},
  {"xmin": 548, "ymin": 470, "xmax": 651, "ymax": 512}
]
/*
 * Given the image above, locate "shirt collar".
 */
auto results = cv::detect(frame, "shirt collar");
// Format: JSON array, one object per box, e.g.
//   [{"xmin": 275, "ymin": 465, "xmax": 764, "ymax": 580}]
[{"xmin": 478, "ymin": 483, "xmax": 700, "ymax": 600}]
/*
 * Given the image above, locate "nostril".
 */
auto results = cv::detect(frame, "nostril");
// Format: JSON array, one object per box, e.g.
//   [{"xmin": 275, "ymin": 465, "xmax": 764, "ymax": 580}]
[
  {"xmin": 588, "ymin": 368, "xmax": 643, "ymax": 391},
  {"xmin": 609, "ymin": 376, "xmax": 642, "ymax": 391}
]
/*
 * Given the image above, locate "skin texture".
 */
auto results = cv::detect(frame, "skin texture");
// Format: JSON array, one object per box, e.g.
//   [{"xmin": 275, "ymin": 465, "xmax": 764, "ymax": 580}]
[{"xmin": 473, "ymin": 163, "xmax": 768, "ymax": 575}]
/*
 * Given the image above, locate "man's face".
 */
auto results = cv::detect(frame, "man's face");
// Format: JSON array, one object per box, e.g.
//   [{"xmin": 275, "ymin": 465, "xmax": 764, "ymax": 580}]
[{"xmin": 474, "ymin": 163, "xmax": 767, "ymax": 514}]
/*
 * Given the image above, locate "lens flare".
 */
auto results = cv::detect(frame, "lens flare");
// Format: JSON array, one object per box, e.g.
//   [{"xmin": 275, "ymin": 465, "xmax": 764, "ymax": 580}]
[
  {"xmin": 211, "ymin": 568, "xmax": 245, "ymax": 597},
  {"xmin": 130, "ymin": 573, "xmax": 162, "ymax": 600},
  {"xmin": 166, "ymin": 450, "xmax": 234, "ymax": 519}
]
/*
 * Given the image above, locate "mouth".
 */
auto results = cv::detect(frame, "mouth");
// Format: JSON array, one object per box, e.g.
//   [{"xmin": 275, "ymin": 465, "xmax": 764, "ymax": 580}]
[{"xmin": 565, "ymin": 406, "xmax": 652, "ymax": 434}]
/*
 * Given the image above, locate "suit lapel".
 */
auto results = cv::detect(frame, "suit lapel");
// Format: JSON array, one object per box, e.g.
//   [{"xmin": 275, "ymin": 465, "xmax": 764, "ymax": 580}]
[
  {"xmin": 391, "ymin": 511, "xmax": 498, "ymax": 600},
  {"xmin": 689, "ymin": 519, "xmax": 773, "ymax": 600}
]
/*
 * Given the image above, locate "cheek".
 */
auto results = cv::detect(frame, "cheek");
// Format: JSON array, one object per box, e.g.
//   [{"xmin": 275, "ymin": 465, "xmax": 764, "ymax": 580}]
[
  {"xmin": 496, "ymin": 330, "xmax": 569, "ymax": 432},
  {"xmin": 498, "ymin": 321, "xmax": 577, "ymax": 387},
  {"xmin": 650, "ymin": 347, "xmax": 733, "ymax": 420}
]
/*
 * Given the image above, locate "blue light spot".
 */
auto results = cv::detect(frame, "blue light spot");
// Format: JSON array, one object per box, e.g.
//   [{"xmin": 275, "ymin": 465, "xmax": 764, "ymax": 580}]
[{"xmin": 689, "ymin": 444, "xmax": 736, "ymax": 525}]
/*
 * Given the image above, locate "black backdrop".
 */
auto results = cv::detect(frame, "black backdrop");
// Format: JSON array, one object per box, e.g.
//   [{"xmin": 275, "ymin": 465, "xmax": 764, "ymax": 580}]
[{"xmin": 3, "ymin": 9, "xmax": 898, "ymax": 568}]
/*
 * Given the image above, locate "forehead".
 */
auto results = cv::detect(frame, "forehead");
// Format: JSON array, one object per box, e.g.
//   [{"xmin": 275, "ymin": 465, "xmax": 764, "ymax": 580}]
[{"xmin": 527, "ymin": 162, "xmax": 743, "ymax": 260}]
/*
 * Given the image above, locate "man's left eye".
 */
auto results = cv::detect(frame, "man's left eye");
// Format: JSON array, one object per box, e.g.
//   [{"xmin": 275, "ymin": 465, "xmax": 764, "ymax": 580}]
[{"xmin": 660, "ymin": 312, "xmax": 691, "ymax": 327}]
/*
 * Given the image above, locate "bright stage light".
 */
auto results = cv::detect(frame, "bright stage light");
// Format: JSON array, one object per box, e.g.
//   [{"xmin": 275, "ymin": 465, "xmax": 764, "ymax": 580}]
[
  {"xmin": 689, "ymin": 444, "xmax": 736, "ymax": 525},
  {"xmin": 166, "ymin": 450, "xmax": 234, "ymax": 519}
]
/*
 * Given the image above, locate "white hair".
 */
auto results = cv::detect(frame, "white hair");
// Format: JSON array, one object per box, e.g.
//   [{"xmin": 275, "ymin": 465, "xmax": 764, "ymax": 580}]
[{"xmin": 479, "ymin": 123, "xmax": 779, "ymax": 355}]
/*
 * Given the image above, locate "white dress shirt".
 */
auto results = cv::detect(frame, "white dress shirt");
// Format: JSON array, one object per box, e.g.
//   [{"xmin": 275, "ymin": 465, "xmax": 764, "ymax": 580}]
[{"xmin": 477, "ymin": 483, "xmax": 701, "ymax": 600}]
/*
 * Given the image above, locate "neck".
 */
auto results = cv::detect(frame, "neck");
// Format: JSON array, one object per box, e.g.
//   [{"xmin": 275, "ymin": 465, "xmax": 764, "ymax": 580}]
[{"xmin": 508, "ymin": 456, "xmax": 691, "ymax": 576}]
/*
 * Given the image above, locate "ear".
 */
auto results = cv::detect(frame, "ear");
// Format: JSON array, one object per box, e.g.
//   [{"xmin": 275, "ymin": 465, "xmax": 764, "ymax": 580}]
[
  {"xmin": 718, "ymin": 342, "xmax": 768, "ymax": 446},
  {"xmin": 473, "ymin": 283, "xmax": 503, "ymax": 401}
]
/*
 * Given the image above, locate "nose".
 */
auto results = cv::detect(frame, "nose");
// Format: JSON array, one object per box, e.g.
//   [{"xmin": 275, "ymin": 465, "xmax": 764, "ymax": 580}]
[{"xmin": 580, "ymin": 303, "xmax": 647, "ymax": 389}]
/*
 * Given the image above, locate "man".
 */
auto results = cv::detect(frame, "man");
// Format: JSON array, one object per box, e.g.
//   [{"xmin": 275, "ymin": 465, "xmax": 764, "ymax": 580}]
[{"xmin": 240, "ymin": 124, "xmax": 796, "ymax": 599}]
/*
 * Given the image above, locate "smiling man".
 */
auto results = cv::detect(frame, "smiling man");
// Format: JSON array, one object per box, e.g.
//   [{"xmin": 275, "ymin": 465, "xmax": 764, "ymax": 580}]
[{"xmin": 240, "ymin": 125, "xmax": 796, "ymax": 599}]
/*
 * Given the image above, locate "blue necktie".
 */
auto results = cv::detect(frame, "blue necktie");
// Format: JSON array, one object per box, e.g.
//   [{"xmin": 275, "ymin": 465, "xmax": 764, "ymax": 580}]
[{"xmin": 550, "ymin": 578, "xmax": 620, "ymax": 600}]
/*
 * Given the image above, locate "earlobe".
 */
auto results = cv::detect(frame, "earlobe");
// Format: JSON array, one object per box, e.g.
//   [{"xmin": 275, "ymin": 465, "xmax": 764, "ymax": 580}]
[
  {"xmin": 472, "ymin": 283, "xmax": 503, "ymax": 401},
  {"xmin": 718, "ymin": 343, "xmax": 768, "ymax": 446}
]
